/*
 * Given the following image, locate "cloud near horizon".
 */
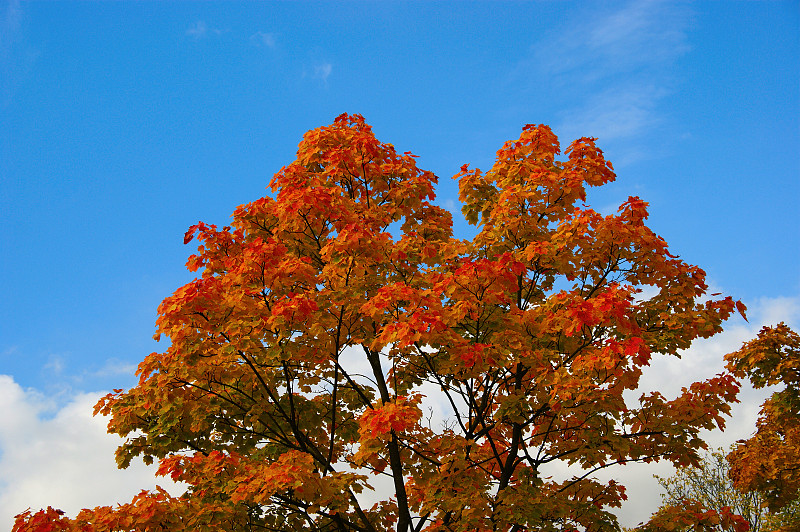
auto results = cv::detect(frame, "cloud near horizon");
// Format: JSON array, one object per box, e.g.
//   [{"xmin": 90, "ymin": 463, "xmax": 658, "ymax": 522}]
[{"xmin": 0, "ymin": 378, "xmax": 184, "ymax": 530}]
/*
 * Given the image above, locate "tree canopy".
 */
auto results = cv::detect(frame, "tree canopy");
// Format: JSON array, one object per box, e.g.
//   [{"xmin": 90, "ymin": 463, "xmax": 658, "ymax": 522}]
[{"xmin": 15, "ymin": 114, "xmax": 758, "ymax": 532}]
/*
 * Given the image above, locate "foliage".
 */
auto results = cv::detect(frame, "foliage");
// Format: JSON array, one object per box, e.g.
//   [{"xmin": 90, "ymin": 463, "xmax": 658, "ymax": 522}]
[
  {"xmin": 653, "ymin": 447, "xmax": 800, "ymax": 532},
  {"xmin": 14, "ymin": 114, "xmax": 750, "ymax": 532},
  {"xmin": 724, "ymin": 324, "xmax": 800, "ymax": 516}
]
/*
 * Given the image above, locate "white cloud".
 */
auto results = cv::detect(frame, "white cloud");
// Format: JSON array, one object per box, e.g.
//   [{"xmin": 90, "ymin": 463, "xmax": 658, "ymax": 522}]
[
  {"xmin": 1, "ymin": 0, "xmax": 37, "ymax": 107},
  {"xmin": 510, "ymin": 0, "xmax": 693, "ymax": 158},
  {"xmin": 43, "ymin": 354, "xmax": 66, "ymax": 375},
  {"xmin": 185, "ymin": 20, "xmax": 208, "ymax": 38},
  {"xmin": 313, "ymin": 62, "xmax": 333, "ymax": 83},
  {"xmin": 185, "ymin": 21, "xmax": 223, "ymax": 40},
  {"xmin": 0, "ymin": 0, "xmax": 21, "ymax": 54},
  {"xmin": 533, "ymin": 0, "xmax": 691, "ymax": 83},
  {"xmin": 582, "ymin": 0, "xmax": 690, "ymax": 74},
  {"xmin": 557, "ymin": 85, "xmax": 667, "ymax": 142},
  {"xmin": 548, "ymin": 0, "xmax": 690, "ymax": 146},
  {"xmin": 90, "ymin": 358, "xmax": 138, "ymax": 378},
  {"xmin": 0, "ymin": 376, "xmax": 183, "ymax": 531},
  {"xmin": 250, "ymin": 31, "xmax": 277, "ymax": 48},
  {"xmin": 441, "ymin": 198, "xmax": 458, "ymax": 214}
]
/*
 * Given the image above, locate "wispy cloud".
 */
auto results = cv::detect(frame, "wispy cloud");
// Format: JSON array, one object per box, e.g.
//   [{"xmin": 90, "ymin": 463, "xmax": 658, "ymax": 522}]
[
  {"xmin": 1, "ymin": 0, "xmax": 34, "ymax": 107},
  {"xmin": 90, "ymin": 359, "xmax": 137, "ymax": 378},
  {"xmin": 185, "ymin": 20, "xmax": 207, "ymax": 38},
  {"xmin": 590, "ymin": 4, "xmax": 690, "ymax": 65},
  {"xmin": 43, "ymin": 354, "xmax": 66, "ymax": 375},
  {"xmin": 185, "ymin": 20, "xmax": 223, "ymax": 40},
  {"xmin": 538, "ymin": 0, "xmax": 691, "ymax": 81},
  {"xmin": 0, "ymin": 0, "xmax": 21, "ymax": 53},
  {"xmin": 313, "ymin": 62, "xmax": 333, "ymax": 83},
  {"xmin": 250, "ymin": 31, "xmax": 277, "ymax": 48},
  {"xmin": 557, "ymin": 84, "xmax": 667, "ymax": 143},
  {"xmin": 1, "ymin": 346, "xmax": 18, "ymax": 357},
  {"xmin": 512, "ymin": 0, "xmax": 692, "ymax": 155},
  {"xmin": 555, "ymin": 1, "xmax": 689, "ymax": 145}
]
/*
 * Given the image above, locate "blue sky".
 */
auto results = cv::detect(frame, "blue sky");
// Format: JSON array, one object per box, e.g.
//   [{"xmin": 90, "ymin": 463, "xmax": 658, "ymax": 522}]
[{"xmin": 0, "ymin": 0, "xmax": 798, "ymax": 528}]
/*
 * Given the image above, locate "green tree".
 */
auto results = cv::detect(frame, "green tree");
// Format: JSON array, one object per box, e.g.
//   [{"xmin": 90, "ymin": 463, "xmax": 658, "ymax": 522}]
[{"xmin": 656, "ymin": 447, "xmax": 800, "ymax": 532}]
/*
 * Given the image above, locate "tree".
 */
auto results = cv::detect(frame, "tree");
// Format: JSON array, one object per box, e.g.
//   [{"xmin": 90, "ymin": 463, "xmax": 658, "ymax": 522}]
[
  {"xmin": 724, "ymin": 324, "xmax": 800, "ymax": 519},
  {"xmin": 653, "ymin": 447, "xmax": 799, "ymax": 532},
  {"xmin": 15, "ymin": 114, "xmax": 748, "ymax": 532}
]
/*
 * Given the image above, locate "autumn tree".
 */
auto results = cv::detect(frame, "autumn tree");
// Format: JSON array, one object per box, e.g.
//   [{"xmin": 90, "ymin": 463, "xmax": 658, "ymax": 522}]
[
  {"xmin": 724, "ymin": 323, "xmax": 800, "ymax": 528},
  {"xmin": 15, "ymin": 114, "xmax": 749, "ymax": 532}
]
